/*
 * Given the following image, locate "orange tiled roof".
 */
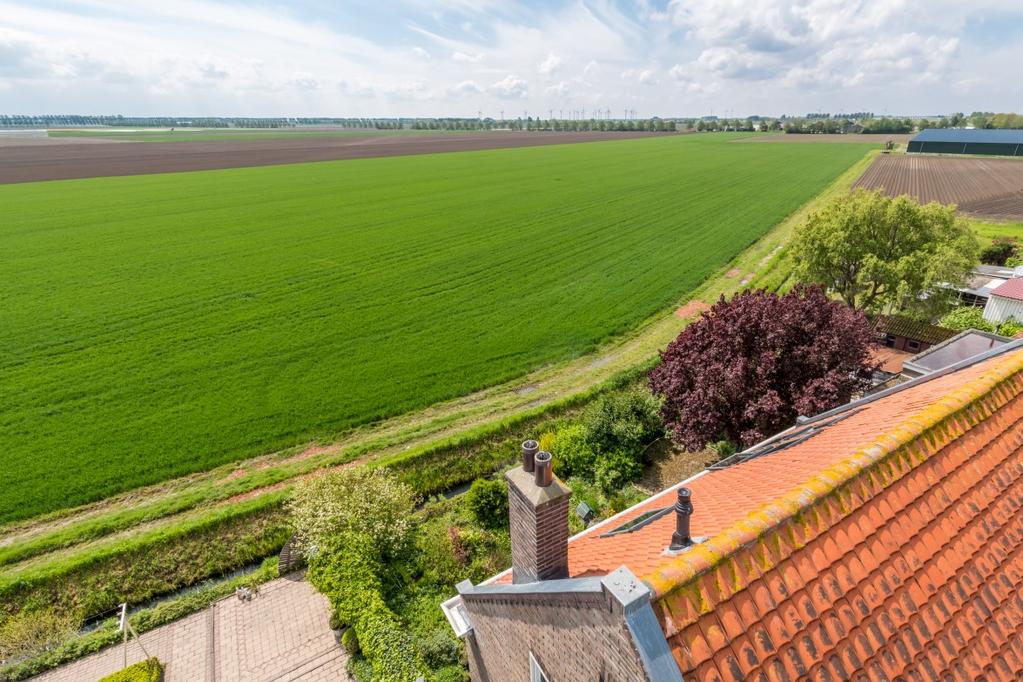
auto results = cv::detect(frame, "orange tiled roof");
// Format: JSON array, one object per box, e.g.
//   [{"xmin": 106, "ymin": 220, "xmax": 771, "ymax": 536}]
[
  {"xmin": 870, "ymin": 346, "xmax": 913, "ymax": 374},
  {"xmin": 497, "ymin": 344, "xmax": 1023, "ymax": 680}
]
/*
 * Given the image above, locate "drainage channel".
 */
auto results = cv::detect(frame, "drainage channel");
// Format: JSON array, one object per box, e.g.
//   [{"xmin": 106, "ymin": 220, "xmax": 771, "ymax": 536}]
[{"xmin": 77, "ymin": 561, "xmax": 265, "ymax": 636}]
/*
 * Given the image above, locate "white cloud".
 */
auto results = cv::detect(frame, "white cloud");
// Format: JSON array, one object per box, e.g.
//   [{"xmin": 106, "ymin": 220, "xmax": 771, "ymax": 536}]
[
  {"xmin": 621, "ymin": 68, "xmax": 656, "ymax": 86},
  {"xmin": 410, "ymin": 46, "xmax": 430, "ymax": 60},
  {"xmin": 545, "ymin": 80, "xmax": 569, "ymax": 96},
  {"xmin": 538, "ymin": 52, "xmax": 562, "ymax": 74},
  {"xmin": 452, "ymin": 50, "xmax": 484, "ymax": 63},
  {"xmin": 489, "ymin": 74, "xmax": 528, "ymax": 98},
  {"xmin": 448, "ymin": 79, "xmax": 481, "ymax": 96}
]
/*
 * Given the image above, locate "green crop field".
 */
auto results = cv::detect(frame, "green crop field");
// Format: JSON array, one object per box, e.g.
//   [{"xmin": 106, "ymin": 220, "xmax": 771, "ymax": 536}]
[{"xmin": 0, "ymin": 135, "xmax": 872, "ymax": 522}]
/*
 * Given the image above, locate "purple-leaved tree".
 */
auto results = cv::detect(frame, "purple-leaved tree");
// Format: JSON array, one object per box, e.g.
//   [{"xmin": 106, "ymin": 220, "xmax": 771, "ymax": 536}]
[{"xmin": 649, "ymin": 285, "xmax": 877, "ymax": 450}]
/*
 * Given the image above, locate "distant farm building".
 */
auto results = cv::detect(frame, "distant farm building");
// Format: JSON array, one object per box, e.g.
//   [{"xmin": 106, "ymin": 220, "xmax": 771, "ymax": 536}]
[
  {"xmin": 907, "ymin": 128, "xmax": 1023, "ymax": 156},
  {"xmin": 984, "ymin": 277, "xmax": 1023, "ymax": 324},
  {"xmin": 958, "ymin": 264, "xmax": 1020, "ymax": 307}
]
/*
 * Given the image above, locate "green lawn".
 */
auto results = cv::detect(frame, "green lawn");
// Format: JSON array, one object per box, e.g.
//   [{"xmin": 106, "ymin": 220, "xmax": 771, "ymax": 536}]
[
  {"xmin": 968, "ymin": 218, "xmax": 1023, "ymax": 246},
  {"xmin": 0, "ymin": 135, "xmax": 872, "ymax": 522}
]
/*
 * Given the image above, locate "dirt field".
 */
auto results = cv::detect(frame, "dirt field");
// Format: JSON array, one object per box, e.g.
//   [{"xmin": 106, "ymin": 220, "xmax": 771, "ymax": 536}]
[
  {"xmin": 741, "ymin": 133, "xmax": 913, "ymax": 144},
  {"xmin": 0, "ymin": 131, "xmax": 656, "ymax": 184},
  {"xmin": 853, "ymin": 154, "xmax": 1023, "ymax": 221}
]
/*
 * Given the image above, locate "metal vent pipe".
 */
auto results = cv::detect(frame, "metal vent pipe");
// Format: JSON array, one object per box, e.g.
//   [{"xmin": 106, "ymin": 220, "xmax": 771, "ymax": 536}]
[
  {"xmin": 521, "ymin": 440, "xmax": 539, "ymax": 473},
  {"xmin": 669, "ymin": 488, "xmax": 694, "ymax": 550},
  {"xmin": 534, "ymin": 451, "xmax": 553, "ymax": 487}
]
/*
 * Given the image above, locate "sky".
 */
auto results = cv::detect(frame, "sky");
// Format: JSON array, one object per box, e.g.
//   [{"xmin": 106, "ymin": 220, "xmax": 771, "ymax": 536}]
[{"xmin": 1, "ymin": 0, "xmax": 1022, "ymax": 118}]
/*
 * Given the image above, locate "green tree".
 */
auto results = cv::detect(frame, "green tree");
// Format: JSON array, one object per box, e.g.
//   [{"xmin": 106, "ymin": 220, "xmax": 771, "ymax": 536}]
[
  {"xmin": 792, "ymin": 189, "xmax": 979, "ymax": 316},
  {"xmin": 288, "ymin": 468, "xmax": 416, "ymax": 559}
]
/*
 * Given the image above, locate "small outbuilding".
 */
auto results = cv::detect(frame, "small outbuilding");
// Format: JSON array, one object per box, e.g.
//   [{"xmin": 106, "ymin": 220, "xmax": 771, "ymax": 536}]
[
  {"xmin": 907, "ymin": 128, "xmax": 1023, "ymax": 156},
  {"xmin": 873, "ymin": 314, "xmax": 956, "ymax": 354},
  {"xmin": 984, "ymin": 278, "xmax": 1023, "ymax": 324}
]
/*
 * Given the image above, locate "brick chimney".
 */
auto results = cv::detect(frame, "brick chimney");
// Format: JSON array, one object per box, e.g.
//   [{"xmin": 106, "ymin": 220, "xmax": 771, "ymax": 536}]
[{"xmin": 506, "ymin": 443, "xmax": 571, "ymax": 584}]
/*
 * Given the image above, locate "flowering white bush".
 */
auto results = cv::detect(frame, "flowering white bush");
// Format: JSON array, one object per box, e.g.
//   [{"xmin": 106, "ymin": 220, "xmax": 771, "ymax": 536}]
[{"xmin": 287, "ymin": 467, "xmax": 416, "ymax": 558}]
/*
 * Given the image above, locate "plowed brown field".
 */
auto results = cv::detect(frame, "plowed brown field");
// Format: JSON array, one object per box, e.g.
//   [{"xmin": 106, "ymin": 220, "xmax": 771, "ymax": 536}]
[
  {"xmin": 741, "ymin": 133, "xmax": 912, "ymax": 144},
  {"xmin": 853, "ymin": 154, "xmax": 1023, "ymax": 221},
  {"xmin": 0, "ymin": 131, "xmax": 656, "ymax": 184}
]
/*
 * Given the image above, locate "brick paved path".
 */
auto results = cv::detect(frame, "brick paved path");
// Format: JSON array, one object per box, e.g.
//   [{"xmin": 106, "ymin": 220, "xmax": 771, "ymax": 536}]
[{"xmin": 34, "ymin": 574, "xmax": 348, "ymax": 681}]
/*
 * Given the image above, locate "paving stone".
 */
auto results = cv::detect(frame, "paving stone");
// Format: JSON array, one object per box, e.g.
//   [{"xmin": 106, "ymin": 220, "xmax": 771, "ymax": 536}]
[{"xmin": 33, "ymin": 573, "xmax": 348, "ymax": 682}]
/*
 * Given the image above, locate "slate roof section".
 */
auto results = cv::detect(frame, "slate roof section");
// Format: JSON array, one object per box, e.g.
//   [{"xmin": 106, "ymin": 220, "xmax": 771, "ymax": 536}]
[
  {"xmin": 903, "ymin": 330, "xmax": 1010, "ymax": 377},
  {"xmin": 873, "ymin": 314, "xmax": 957, "ymax": 345},
  {"xmin": 490, "ymin": 342, "xmax": 1023, "ymax": 680},
  {"xmin": 991, "ymin": 278, "xmax": 1023, "ymax": 302}
]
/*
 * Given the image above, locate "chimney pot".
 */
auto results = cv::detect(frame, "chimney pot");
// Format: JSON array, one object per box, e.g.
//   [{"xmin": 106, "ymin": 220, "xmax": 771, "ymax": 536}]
[
  {"xmin": 534, "ymin": 451, "xmax": 553, "ymax": 487},
  {"xmin": 670, "ymin": 487, "xmax": 694, "ymax": 550},
  {"xmin": 521, "ymin": 440, "xmax": 539, "ymax": 473}
]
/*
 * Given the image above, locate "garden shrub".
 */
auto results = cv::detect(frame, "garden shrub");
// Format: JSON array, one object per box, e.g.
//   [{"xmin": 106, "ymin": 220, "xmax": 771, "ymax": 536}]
[
  {"xmin": 432, "ymin": 666, "xmax": 470, "ymax": 682},
  {"xmin": 998, "ymin": 318, "xmax": 1023, "ymax": 337},
  {"xmin": 97, "ymin": 658, "xmax": 163, "ymax": 682},
  {"xmin": 341, "ymin": 627, "xmax": 360, "ymax": 655},
  {"xmin": 328, "ymin": 611, "xmax": 344, "ymax": 631},
  {"xmin": 593, "ymin": 450, "xmax": 643, "ymax": 495},
  {"xmin": 939, "ymin": 305, "xmax": 995, "ymax": 333},
  {"xmin": 0, "ymin": 609, "xmax": 77, "ymax": 663},
  {"xmin": 346, "ymin": 657, "xmax": 374, "ymax": 682},
  {"xmin": 416, "ymin": 628, "xmax": 461, "ymax": 669},
  {"xmin": 307, "ymin": 534, "xmax": 427, "ymax": 682},
  {"xmin": 288, "ymin": 468, "xmax": 416, "ymax": 560},
  {"xmin": 582, "ymin": 389, "xmax": 663, "ymax": 456},
  {"xmin": 709, "ymin": 439, "xmax": 737, "ymax": 460},
  {"xmin": 980, "ymin": 238, "xmax": 1018, "ymax": 266},
  {"xmin": 464, "ymin": 479, "xmax": 507, "ymax": 529},
  {"xmin": 545, "ymin": 390, "xmax": 661, "ymax": 488},
  {"xmin": 536, "ymin": 431, "xmax": 557, "ymax": 454},
  {"xmin": 548, "ymin": 424, "xmax": 596, "ymax": 479}
]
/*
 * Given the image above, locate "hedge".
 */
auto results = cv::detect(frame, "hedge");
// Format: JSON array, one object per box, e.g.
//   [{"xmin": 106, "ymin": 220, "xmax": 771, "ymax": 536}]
[
  {"xmin": 308, "ymin": 534, "xmax": 426, "ymax": 682},
  {"xmin": 98, "ymin": 658, "xmax": 163, "ymax": 682}
]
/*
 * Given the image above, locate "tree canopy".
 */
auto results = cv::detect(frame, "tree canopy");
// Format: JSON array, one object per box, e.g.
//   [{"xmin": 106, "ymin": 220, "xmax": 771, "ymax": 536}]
[
  {"xmin": 288, "ymin": 467, "xmax": 416, "ymax": 559},
  {"xmin": 791, "ymin": 189, "xmax": 979, "ymax": 317},
  {"xmin": 649, "ymin": 286, "xmax": 876, "ymax": 450}
]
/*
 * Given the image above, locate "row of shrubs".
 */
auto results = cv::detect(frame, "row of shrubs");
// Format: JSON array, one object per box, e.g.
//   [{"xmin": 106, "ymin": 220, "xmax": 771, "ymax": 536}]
[
  {"xmin": 980, "ymin": 237, "xmax": 1021, "ymax": 268},
  {"xmin": 308, "ymin": 534, "xmax": 427, "ymax": 682},
  {"xmin": 939, "ymin": 306, "xmax": 1023, "ymax": 338}
]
